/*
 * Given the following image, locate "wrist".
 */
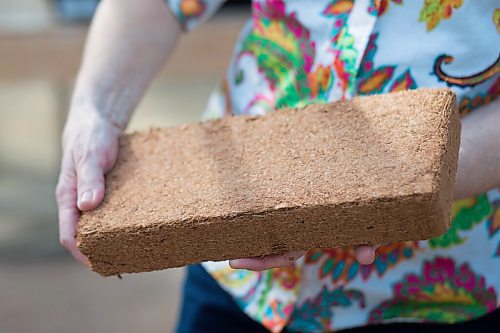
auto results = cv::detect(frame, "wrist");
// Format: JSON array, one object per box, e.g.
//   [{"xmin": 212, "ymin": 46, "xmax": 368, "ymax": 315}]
[
  {"xmin": 63, "ymin": 103, "xmax": 121, "ymax": 150},
  {"xmin": 70, "ymin": 76, "xmax": 138, "ymax": 132}
]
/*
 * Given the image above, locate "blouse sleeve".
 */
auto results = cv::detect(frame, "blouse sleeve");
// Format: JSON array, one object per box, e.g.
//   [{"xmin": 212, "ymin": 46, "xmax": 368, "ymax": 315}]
[{"xmin": 165, "ymin": 0, "xmax": 227, "ymax": 31}]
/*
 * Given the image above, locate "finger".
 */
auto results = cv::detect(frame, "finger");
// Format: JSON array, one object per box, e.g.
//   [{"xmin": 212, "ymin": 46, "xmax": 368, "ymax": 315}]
[
  {"xmin": 354, "ymin": 245, "xmax": 379, "ymax": 265},
  {"xmin": 229, "ymin": 251, "xmax": 305, "ymax": 271},
  {"xmin": 76, "ymin": 156, "xmax": 105, "ymax": 211},
  {"xmin": 56, "ymin": 162, "xmax": 89, "ymax": 266}
]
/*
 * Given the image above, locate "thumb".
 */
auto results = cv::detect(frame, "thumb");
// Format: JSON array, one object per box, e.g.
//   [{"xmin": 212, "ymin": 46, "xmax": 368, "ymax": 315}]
[{"xmin": 76, "ymin": 156, "xmax": 106, "ymax": 211}]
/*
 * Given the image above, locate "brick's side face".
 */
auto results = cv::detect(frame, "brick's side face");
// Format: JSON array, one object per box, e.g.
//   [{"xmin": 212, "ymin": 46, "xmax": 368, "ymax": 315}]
[
  {"xmin": 434, "ymin": 90, "xmax": 461, "ymax": 230},
  {"xmin": 79, "ymin": 192, "xmax": 442, "ymax": 276},
  {"xmin": 77, "ymin": 89, "xmax": 460, "ymax": 276}
]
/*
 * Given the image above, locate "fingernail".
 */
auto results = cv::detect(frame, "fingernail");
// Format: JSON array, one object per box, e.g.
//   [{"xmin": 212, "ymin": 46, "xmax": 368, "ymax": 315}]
[
  {"xmin": 80, "ymin": 190, "xmax": 93, "ymax": 204},
  {"xmin": 230, "ymin": 259, "xmax": 241, "ymax": 266}
]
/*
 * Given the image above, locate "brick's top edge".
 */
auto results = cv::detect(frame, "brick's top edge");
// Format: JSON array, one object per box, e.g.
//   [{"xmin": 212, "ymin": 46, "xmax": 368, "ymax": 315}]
[{"xmin": 124, "ymin": 88, "xmax": 456, "ymax": 136}]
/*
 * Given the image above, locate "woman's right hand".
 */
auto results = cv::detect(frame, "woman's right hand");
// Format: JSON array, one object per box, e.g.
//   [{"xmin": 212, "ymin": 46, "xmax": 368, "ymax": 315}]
[
  {"xmin": 54, "ymin": 0, "xmax": 181, "ymax": 265},
  {"xmin": 55, "ymin": 107, "xmax": 121, "ymax": 265}
]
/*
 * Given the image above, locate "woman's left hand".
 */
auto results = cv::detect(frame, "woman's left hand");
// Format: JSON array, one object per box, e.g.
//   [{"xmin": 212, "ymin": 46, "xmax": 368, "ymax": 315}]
[{"xmin": 229, "ymin": 245, "xmax": 379, "ymax": 271}]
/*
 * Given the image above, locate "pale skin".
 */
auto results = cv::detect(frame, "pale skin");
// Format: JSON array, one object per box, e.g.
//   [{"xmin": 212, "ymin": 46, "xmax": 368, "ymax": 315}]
[{"xmin": 56, "ymin": 0, "xmax": 500, "ymax": 271}]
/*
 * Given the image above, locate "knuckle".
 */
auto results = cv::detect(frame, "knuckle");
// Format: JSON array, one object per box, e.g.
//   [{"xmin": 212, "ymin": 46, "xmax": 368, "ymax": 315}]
[
  {"xmin": 55, "ymin": 183, "xmax": 74, "ymax": 205},
  {"xmin": 55, "ymin": 165, "xmax": 76, "ymax": 202},
  {"xmin": 55, "ymin": 183, "xmax": 65, "ymax": 201}
]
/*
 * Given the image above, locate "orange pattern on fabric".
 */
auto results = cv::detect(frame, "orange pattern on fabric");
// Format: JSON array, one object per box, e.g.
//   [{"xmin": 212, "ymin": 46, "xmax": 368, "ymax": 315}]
[
  {"xmin": 377, "ymin": 0, "xmax": 403, "ymax": 16},
  {"xmin": 179, "ymin": 0, "xmax": 205, "ymax": 17},
  {"xmin": 358, "ymin": 68, "xmax": 394, "ymax": 94},
  {"xmin": 324, "ymin": 0, "xmax": 354, "ymax": 15}
]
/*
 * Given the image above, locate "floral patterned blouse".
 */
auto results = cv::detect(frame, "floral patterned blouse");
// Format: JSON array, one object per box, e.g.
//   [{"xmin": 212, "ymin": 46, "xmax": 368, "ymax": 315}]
[{"xmin": 166, "ymin": 0, "xmax": 499, "ymax": 332}]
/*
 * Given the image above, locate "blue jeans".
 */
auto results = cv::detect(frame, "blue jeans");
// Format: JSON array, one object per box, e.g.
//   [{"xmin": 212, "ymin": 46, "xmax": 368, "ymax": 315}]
[
  {"xmin": 175, "ymin": 265, "xmax": 500, "ymax": 333},
  {"xmin": 175, "ymin": 264, "xmax": 273, "ymax": 333}
]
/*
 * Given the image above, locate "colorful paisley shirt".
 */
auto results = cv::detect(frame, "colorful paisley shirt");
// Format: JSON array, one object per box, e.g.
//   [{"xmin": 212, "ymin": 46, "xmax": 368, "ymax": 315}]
[{"xmin": 166, "ymin": 0, "xmax": 500, "ymax": 332}]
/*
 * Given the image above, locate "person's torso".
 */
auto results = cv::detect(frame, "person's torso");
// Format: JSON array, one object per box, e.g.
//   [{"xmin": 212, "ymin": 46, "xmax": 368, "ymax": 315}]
[{"xmin": 198, "ymin": 1, "xmax": 499, "ymax": 332}]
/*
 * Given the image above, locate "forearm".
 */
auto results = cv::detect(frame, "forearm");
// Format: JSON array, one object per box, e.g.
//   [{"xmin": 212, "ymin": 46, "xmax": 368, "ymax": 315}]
[
  {"xmin": 68, "ymin": 0, "xmax": 181, "ymax": 135},
  {"xmin": 454, "ymin": 98, "xmax": 500, "ymax": 200}
]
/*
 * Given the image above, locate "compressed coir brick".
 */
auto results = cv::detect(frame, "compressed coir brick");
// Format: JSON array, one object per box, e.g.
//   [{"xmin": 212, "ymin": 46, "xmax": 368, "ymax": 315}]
[{"xmin": 77, "ymin": 88, "xmax": 460, "ymax": 276}]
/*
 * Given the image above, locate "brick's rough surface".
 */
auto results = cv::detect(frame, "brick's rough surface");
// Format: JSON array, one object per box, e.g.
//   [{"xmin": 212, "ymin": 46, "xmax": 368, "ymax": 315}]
[{"xmin": 77, "ymin": 88, "xmax": 460, "ymax": 276}]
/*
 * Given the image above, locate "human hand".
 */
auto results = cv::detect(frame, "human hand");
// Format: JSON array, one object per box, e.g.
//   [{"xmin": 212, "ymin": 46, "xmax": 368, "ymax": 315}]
[
  {"xmin": 55, "ymin": 108, "xmax": 121, "ymax": 265},
  {"xmin": 229, "ymin": 245, "xmax": 379, "ymax": 271},
  {"xmin": 454, "ymin": 99, "xmax": 500, "ymax": 200}
]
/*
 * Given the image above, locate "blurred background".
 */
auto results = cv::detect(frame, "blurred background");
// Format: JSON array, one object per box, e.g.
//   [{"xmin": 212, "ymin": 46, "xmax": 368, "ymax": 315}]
[{"xmin": 0, "ymin": 1, "xmax": 248, "ymax": 332}]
